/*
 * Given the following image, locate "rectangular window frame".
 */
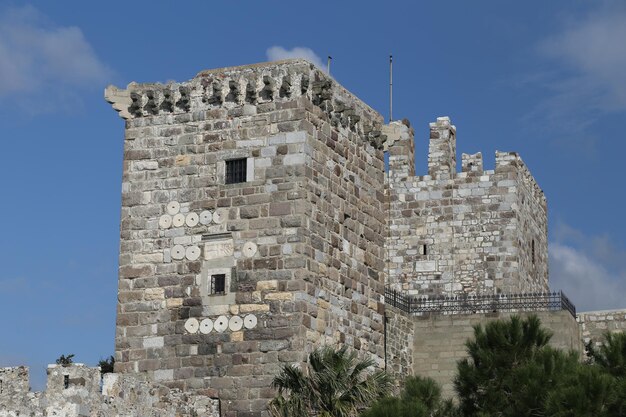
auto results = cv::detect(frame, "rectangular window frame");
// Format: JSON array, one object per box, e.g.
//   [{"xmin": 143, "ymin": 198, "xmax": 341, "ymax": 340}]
[
  {"xmin": 210, "ymin": 274, "xmax": 227, "ymax": 296},
  {"xmin": 225, "ymin": 158, "xmax": 247, "ymax": 184}
]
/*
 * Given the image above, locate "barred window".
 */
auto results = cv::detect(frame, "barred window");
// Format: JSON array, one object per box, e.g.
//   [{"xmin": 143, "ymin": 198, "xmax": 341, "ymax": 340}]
[
  {"xmin": 210, "ymin": 274, "xmax": 226, "ymax": 295},
  {"xmin": 226, "ymin": 158, "xmax": 247, "ymax": 184}
]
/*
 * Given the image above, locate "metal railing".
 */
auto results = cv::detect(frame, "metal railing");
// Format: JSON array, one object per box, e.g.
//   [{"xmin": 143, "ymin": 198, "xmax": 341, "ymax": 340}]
[{"xmin": 384, "ymin": 287, "xmax": 576, "ymax": 318}]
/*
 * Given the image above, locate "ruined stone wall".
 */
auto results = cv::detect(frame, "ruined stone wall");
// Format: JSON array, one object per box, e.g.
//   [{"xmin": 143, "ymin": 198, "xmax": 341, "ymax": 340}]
[
  {"xmin": 385, "ymin": 309, "xmax": 581, "ymax": 398},
  {"xmin": 106, "ymin": 59, "xmax": 387, "ymax": 416},
  {"xmin": 0, "ymin": 367, "xmax": 28, "ymax": 398},
  {"xmin": 578, "ymin": 309, "xmax": 626, "ymax": 349},
  {"xmin": 386, "ymin": 117, "xmax": 548, "ymax": 297},
  {"xmin": 0, "ymin": 365, "xmax": 219, "ymax": 417}
]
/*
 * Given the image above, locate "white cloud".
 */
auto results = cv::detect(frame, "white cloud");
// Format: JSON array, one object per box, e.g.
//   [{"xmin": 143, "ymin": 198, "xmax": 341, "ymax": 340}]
[
  {"xmin": 266, "ymin": 46, "xmax": 325, "ymax": 71},
  {"xmin": 528, "ymin": 5, "xmax": 626, "ymax": 134},
  {"xmin": 539, "ymin": 10, "xmax": 626, "ymax": 112},
  {"xmin": 549, "ymin": 224, "xmax": 626, "ymax": 312},
  {"xmin": 0, "ymin": 5, "xmax": 112, "ymax": 109}
]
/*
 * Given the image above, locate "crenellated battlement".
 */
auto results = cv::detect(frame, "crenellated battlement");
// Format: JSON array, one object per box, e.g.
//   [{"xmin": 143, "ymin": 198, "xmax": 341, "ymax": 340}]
[
  {"xmin": 386, "ymin": 116, "xmax": 549, "ymax": 297},
  {"xmin": 495, "ymin": 151, "xmax": 547, "ymax": 207},
  {"xmin": 105, "ymin": 59, "xmax": 386, "ymax": 149}
]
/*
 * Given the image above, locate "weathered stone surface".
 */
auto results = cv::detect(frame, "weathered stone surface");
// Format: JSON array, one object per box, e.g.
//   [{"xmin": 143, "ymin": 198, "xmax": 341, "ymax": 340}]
[
  {"xmin": 386, "ymin": 309, "xmax": 582, "ymax": 398},
  {"xmin": 386, "ymin": 119, "xmax": 548, "ymax": 297},
  {"xmin": 106, "ymin": 59, "xmax": 386, "ymax": 417},
  {"xmin": 0, "ymin": 364, "xmax": 220, "ymax": 417},
  {"xmin": 2, "ymin": 59, "xmax": 610, "ymax": 417},
  {"xmin": 579, "ymin": 309, "xmax": 626, "ymax": 349}
]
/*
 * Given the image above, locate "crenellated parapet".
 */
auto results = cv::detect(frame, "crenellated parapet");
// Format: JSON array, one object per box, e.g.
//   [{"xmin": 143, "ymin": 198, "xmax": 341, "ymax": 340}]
[
  {"xmin": 105, "ymin": 59, "xmax": 386, "ymax": 149},
  {"xmin": 387, "ymin": 116, "xmax": 549, "ymax": 297}
]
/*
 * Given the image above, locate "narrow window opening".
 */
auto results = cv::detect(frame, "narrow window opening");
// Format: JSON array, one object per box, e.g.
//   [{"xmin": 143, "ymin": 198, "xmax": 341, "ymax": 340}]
[
  {"xmin": 210, "ymin": 274, "xmax": 226, "ymax": 295},
  {"xmin": 384, "ymin": 151, "xmax": 389, "ymax": 172},
  {"xmin": 225, "ymin": 158, "xmax": 247, "ymax": 184},
  {"xmin": 531, "ymin": 239, "xmax": 536, "ymax": 265},
  {"xmin": 63, "ymin": 375, "xmax": 69, "ymax": 389},
  {"xmin": 0, "ymin": 379, "xmax": 3, "ymax": 394},
  {"xmin": 419, "ymin": 244, "xmax": 428, "ymax": 256}
]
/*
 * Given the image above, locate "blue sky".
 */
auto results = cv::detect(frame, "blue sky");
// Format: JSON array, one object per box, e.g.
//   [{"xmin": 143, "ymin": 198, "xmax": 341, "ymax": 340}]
[{"xmin": 1, "ymin": 0, "xmax": 625, "ymax": 389}]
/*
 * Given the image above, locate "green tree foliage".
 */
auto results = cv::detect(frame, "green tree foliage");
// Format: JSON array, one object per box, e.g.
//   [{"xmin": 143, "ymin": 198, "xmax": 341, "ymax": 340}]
[
  {"xmin": 269, "ymin": 345, "xmax": 392, "ymax": 417},
  {"xmin": 454, "ymin": 315, "xmax": 560, "ymax": 417},
  {"xmin": 544, "ymin": 363, "xmax": 615, "ymax": 417},
  {"xmin": 55, "ymin": 354, "xmax": 74, "ymax": 366},
  {"xmin": 454, "ymin": 315, "xmax": 626, "ymax": 417},
  {"xmin": 361, "ymin": 375, "xmax": 458, "ymax": 417},
  {"xmin": 98, "ymin": 355, "xmax": 115, "ymax": 374},
  {"xmin": 587, "ymin": 331, "xmax": 626, "ymax": 377},
  {"xmin": 578, "ymin": 331, "xmax": 626, "ymax": 416}
]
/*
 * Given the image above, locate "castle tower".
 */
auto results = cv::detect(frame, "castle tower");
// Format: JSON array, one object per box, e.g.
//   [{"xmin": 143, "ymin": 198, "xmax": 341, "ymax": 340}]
[
  {"xmin": 105, "ymin": 60, "xmax": 387, "ymax": 417},
  {"xmin": 386, "ymin": 116, "xmax": 548, "ymax": 296}
]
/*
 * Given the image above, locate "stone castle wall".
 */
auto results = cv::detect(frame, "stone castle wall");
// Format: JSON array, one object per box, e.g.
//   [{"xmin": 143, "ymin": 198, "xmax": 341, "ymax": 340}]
[
  {"xmin": 106, "ymin": 59, "xmax": 387, "ymax": 416},
  {"xmin": 578, "ymin": 309, "xmax": 626, "ymax": 349},
  {"xmin": 2, "ymin": 58, "xmax": 621, "ymax": 416},
  {"xmin": 385, "ymin": 309, "xmax": 582, "ymax": 398},
  {"xmin": 386, "ymin": 117, "xmax": 548, "ymax": 297}
]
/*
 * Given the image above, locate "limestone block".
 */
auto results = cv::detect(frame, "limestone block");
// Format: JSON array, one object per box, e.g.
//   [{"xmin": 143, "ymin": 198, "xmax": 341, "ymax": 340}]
[
  {"xmin": 166, "ymin": 298, "xmax": 183, "ymax": 308},
  {"xmin": 239, "ymin": 304, "xmax": 270, "ymax": 313},
  {"xmin": 143, "ymin": 336, "xmax": 164, "ymax": 348},
  {"xmin": 283, "ymin": 154, "xmax": 305, "ymax": 165},
  {"xmin": 415, "ymin": 261, "xmax": 438, "ymax": 272},
  {"xmin": 264, "ymin": 292, "xmax": 293, "ymax": 301},
  {"xmin": 204, "ymin": 239, "xmax": 234, "ymax": 260},
  {"xmin": 145, "ymin": 288, "xmax": 165, "ymax": 300},
  {"xmin": 153, "ymin": 369, "xmax": 173, "ymax": 381},
  {"xmin": 256, "ymin": 280, "xmax": 278, "ymax": 291}
]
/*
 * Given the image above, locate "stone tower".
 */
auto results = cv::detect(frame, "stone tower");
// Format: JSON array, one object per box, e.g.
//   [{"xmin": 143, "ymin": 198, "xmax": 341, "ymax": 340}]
[
  {"xmin": 386, "ymin": 117, "xmax": 548, "ymax": 296},
  {"xmin": 105, "ymin": 60, "xmax": 387, "ymax": 417}
]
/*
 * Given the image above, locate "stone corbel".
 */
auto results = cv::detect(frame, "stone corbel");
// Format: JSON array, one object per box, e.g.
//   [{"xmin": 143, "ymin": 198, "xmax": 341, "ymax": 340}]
[{"xmin": 104, "ymin": 85, "xmax": 132, "ymax": 120}]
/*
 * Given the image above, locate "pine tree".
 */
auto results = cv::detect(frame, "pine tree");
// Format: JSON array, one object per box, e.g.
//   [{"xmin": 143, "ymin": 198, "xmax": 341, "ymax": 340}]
[
  {"xmin": 361, "ymin": 375, "xmax": 458, "ymax": 417},
  {"xmin": 454, "ymin": 315, "xmax": 568, "ymax": 417}
]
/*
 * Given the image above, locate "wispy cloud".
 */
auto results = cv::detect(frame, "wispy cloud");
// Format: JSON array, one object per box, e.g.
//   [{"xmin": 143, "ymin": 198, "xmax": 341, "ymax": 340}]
[
  {"xmin": 0, "ymin": 5, "xmax": 112, "ymax": 112},
  {"xmin": 549, "ymin": 222, "xmax": 626, "ymax": 312},
  {"xmin": 527, "ymin": 4, "xmax": 626, "ymax": 137},
  {"xmin": 266, "ymin": 46, "xmax": 325, "ymax": 71}
]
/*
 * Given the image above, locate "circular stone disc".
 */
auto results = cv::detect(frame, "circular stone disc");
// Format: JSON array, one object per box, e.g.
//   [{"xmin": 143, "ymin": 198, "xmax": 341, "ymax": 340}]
[
  {"xmin": 242, "ymin": 242, "xmax": 258, "ymax": 258},
  {"xmin": 185, "ymin": 245, "xmax": 201, "ymax": 261},
  {"xmin": 185, "ymin": 212, "xmax": 199, "ymax": 227},
  {"xmin": 229, "ymin": 315, "xmax": 243, "ymax": 331},
  {"xmin": 184, "ymin": 318, "xmax": 199, "ymax": 334},
  {"xmin": 158, "ymin": 214, "xmax": 172, "ymax": 229},
  {"xmin": 213, "ymin": 208, "xmax": 228, "ymax": 224},
  {"xmin": 171, "ymin": 245, "xmax": 186, "ymax": 260},
  {"xmin": 172, "ymin": 213, "xmax": 185, "ymax": 228},
  {"xmin": 167, "ymin": 201, "xmax": 180, "ymax": 215},
  {"xmin": 199, "ymin": 210, "xmax": 213, "ymax": 225},
  {"xmin": 214, "ymin": 315, "xmax": 228, "ymax": 333},
  {"xmin": 199, "ymin": 318, "xmax": 213, "ymax": 334},
  {"xmin": 244, "ymin": 314, "xmax": 258, "ymax": 329}
]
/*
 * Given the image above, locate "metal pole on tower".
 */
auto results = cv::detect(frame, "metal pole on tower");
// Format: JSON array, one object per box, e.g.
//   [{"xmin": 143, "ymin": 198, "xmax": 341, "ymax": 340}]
[{"xmin": 389, "ymin": 54, "xmax": 393, "ymax": 123}]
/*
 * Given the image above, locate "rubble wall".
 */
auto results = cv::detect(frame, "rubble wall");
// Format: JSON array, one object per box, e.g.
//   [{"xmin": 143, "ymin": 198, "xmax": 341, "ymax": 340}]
[{"xmin": 0, "ymin": 365, "xmax": 219, "ymax": 417}]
